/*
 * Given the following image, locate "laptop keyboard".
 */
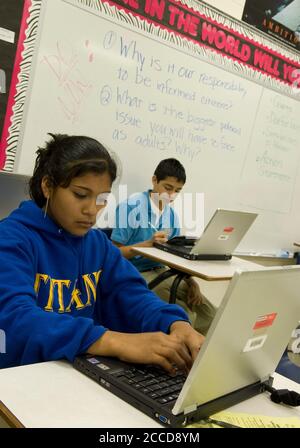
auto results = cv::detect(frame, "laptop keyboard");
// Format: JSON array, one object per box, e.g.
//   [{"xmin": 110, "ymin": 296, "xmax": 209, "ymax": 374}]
[{"xmin": 111, "ymin": 365, "xmax": 186, "ymax": 404}]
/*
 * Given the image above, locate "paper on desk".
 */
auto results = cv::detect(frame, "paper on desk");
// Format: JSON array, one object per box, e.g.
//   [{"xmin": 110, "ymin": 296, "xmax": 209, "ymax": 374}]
[{"xmin": 188, "ymin": 411, "xmax": 300, "ymax": 428}]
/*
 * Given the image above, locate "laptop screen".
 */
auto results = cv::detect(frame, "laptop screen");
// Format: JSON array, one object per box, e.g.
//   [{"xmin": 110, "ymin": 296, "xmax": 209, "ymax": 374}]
[
  {"xmin": 190, "ymin": 209, "xmax": 258, "ymax": 256},
  {"xmin": 173, "ymin": 266, "xmax": 300, "ymax": 414}
]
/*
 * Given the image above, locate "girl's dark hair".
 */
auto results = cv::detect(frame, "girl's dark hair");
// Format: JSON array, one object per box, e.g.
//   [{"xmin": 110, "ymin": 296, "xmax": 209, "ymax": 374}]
[
  {"xmin": 154, "ymin": 158, "xmax": 186, "ymax": 184},
  {"xmin": 29, "ymin": 134, "xmax": 117, "ymax": 207}
]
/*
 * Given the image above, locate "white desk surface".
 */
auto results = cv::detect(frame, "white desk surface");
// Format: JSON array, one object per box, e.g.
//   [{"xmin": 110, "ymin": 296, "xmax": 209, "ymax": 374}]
[
  {"xmin": 0, "ymin": 360, "xmax": 299, "ymax": 428},
  {"xmin": 132, "ymin": 248, "xmax": 265, "ymax": 281}
]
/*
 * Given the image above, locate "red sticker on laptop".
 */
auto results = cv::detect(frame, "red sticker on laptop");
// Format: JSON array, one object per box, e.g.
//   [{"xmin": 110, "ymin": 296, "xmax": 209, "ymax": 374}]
[
  {"xmin": 223, "ymin": 227, "xmax": 234, "ymax": 233},
  {"xmin": 253, "ymin": 313, "xmax": 277, "ymax": 330}
]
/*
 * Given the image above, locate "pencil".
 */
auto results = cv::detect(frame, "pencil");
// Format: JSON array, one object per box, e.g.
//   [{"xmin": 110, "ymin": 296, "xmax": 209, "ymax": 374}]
[{"xmin": 148, "ymin": 222, "xmax": 158, "ymax": 231}]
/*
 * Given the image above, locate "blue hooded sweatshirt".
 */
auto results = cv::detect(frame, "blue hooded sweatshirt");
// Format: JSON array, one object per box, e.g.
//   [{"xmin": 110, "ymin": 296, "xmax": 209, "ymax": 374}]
[{"xmin": 0, "ymin": 201, "xmax": 188, "ymax": 368}]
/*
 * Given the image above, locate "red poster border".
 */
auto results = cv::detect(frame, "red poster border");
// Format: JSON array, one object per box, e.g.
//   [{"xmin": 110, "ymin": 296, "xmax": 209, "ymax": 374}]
[
  {"xmin": 102, "ymin": 0, "xmax": 300, "ymax": 84},
  {"xmin": 0, "ymin": 0, "xmax": 32, "ymax": 170}
]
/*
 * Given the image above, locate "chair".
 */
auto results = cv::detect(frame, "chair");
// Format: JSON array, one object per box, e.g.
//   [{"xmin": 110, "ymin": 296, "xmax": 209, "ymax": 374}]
[{"xmin": 275, "ymin": 349, "xmax": 300, "ymax": 384}]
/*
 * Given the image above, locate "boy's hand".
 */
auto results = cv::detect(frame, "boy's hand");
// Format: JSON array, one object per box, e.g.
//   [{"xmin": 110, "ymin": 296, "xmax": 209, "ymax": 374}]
[{"xmin": 151, "ymin": 231, "xmax": 168, "ymax": 244}]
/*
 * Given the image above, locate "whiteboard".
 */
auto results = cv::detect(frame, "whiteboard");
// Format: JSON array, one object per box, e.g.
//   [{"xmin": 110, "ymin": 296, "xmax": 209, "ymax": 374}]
[{"xmin": 13, "ymin": 0, "xmax": 300, "ymax": 256}]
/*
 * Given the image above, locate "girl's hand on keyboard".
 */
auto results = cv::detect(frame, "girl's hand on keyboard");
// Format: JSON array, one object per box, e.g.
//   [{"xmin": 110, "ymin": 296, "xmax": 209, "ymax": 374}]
[
  {"xmin": 87, "ymin": 330, "xmax": 194, "ymax": 374},
  {"xmin": 169, "ymin": 321, "xmax": 205, "ymax": 362}
]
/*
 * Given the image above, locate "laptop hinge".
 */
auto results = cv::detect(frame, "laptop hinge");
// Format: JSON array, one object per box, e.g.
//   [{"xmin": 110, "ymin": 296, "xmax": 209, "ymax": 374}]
[{"xmin": 183, "ymin": 403, "xmax": 197, "ymax": 415}]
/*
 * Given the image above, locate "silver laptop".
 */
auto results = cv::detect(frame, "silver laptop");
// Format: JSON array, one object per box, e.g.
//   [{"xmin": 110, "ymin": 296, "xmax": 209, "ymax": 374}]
[
  {"xmin": 74, "ymin": 266, "xmax": 300, "ymax": 427},
  {"xmin": 154, "ymin": 209, "xmax": 258, "ymax": 260}
]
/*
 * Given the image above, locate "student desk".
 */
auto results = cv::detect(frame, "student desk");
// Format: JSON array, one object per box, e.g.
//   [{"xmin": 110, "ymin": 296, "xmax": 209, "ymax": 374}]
[
  {"xmin": 132, "ymin": 248, "xmax": 264, "ymax": 281},
  {"xmin": 132, "ymin": 248, "xmax": 264, "ymax": 303},
  {"xmin": 0, "ymin": 361, "xmax": 299, "ymax": 428}
]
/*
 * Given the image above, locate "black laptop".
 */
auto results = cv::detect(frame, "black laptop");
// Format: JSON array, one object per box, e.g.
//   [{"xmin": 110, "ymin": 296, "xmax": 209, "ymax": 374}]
[
  {"xmin": 73, "ymin": 267, "xmax": 300, "ymax": 427},
  {"xmin": 154, "ymin": 209, "xmax": 257, "ymax": 260}
]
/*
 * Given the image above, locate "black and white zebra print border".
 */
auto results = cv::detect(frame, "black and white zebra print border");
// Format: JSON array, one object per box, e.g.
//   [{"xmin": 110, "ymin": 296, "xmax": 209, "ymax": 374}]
[{"xmin": 2, "ymin": 0, "xmax": 42, "ymax": 173}]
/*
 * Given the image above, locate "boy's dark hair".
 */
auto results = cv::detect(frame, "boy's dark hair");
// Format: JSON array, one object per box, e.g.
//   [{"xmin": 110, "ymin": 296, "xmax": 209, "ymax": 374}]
[
  {"xmin": 29, "ymin": 134, "xmax": 117, "ymax": 207},
  {"xmin": 154, "ymin": 158, "xmax": 186, "ymax": 184}
]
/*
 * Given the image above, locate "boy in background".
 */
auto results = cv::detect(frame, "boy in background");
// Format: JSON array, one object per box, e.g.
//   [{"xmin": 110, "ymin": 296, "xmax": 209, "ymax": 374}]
[{"xmin": 111, "ymin": 158, "xmax": 216, "ymax": 335}]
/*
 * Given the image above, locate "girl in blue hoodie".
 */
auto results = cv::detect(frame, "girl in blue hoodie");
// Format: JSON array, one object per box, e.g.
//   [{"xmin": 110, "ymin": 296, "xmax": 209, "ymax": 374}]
[{"xmin": 0, "ymin": 134, "xmax": 204, "ymax": 370}]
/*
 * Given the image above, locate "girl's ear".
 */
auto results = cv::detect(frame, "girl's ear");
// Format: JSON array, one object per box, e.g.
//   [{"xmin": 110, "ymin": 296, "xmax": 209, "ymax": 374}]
[{"xmin": 41, "ymin": 176, "xmax": 52, "ymax": 199}]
